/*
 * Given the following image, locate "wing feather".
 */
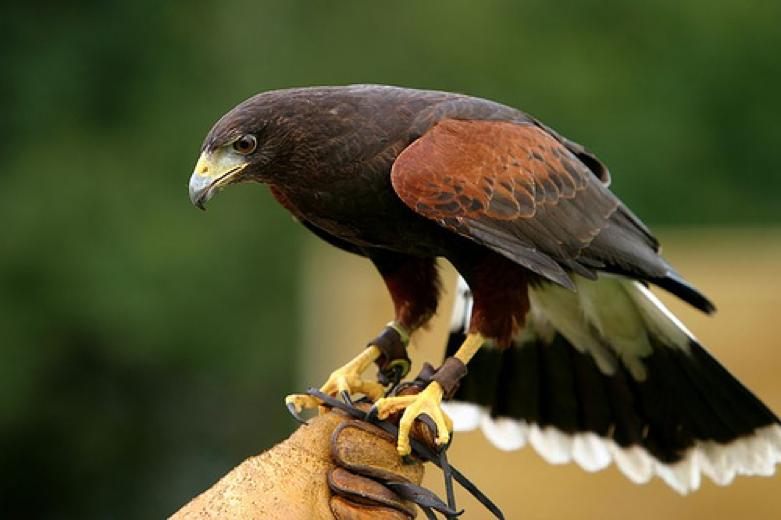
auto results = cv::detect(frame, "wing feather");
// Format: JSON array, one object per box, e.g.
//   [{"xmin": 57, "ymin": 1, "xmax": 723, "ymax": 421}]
[
  {"xmin": 391, "ymin": 118, "xmax": 715, "ymax": 312},
  {"xmin": 391, "ymin": 119, "xmax": 618, "ymax": 286}
]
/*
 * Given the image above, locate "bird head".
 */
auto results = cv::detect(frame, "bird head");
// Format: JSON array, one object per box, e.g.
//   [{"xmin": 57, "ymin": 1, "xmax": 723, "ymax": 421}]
[
  {"xmin": 189, "ymin": 92, "xmax": 294, "ymax": 210},
  {"xmin": 188, "ymin": 134, "xmax": 257, "ymax": 210},
  {"xmin": 189, "ymin": 85, "xmax": 391, "ymax": 210}
]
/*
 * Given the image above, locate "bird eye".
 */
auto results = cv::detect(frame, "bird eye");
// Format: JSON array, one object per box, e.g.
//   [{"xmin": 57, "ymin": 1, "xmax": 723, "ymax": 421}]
[{"xmin": 233, "ymin": 134, "xmax": 257, "ymax": 155}]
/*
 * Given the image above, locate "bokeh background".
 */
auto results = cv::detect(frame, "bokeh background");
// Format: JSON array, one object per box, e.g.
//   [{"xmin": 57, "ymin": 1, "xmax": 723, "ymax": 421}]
[{"xmin": 1, "ymin": 1, "xmax": 779, "ymax": 518}]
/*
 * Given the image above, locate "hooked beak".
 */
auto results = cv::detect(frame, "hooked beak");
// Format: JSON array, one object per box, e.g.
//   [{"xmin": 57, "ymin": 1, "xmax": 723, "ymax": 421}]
[{"xmin": 188, "ymin": 151, "xmax": 248, "ymax": 210}]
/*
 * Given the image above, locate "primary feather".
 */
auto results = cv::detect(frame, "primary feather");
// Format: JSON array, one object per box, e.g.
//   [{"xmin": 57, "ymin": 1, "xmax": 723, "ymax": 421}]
[{"xmin": 443, "ymin": 274, "xmax": 780, "ymax": 493}]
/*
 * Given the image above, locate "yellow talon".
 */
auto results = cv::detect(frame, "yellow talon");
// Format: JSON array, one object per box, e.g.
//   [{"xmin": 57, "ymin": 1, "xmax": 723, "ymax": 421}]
[
  {"xmin": 374, "ymin": 381, "xmax": 453, "ymax": 456},
  {"xmin": 284, "ymin": 346, "xmax": 385, "ymax": 413}
]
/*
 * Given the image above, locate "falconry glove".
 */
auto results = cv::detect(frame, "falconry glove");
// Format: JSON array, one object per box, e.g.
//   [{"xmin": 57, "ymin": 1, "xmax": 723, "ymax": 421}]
[
  {"xmin": 328, "ymin": 419, "xmax": 423, "ymax": 519},
  {"xmin": 170, "ymin": 408, "xmax": 426, "ymax": 520}
]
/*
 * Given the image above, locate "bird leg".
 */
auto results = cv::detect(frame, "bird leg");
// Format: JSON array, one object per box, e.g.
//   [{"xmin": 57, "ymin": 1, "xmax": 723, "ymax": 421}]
[
  {"xmin": 286, "ymin": 321, "xmax": 414, "ymax": 415},
  {"xmin": 369, "ymin": 322, "xmax": 413, "ymax": 388},
  {"xmin": 285, "ymin": 345, "xmax": 387, "ymax": 415},
  {"xmin": 372, "ymin": 333, "xmax": 485, "ymax": 456}
]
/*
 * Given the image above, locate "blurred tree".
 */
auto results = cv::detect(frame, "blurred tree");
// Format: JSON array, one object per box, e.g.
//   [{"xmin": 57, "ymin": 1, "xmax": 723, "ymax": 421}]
[{"xmin": 0, "ymin": 0, "xmax": 779, "ymax": 517}]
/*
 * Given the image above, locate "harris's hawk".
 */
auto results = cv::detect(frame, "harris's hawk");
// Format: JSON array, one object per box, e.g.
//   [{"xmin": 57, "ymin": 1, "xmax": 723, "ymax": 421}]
[{"xmin": 189, "ymin": 85, "xmax": 780, "ymax": 493}]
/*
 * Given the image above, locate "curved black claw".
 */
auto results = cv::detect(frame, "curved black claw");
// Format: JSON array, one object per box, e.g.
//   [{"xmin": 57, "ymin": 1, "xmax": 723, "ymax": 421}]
[
  {"xmin": 379, "ymin": 363, "xmax": 407, "ymax": 394},
  {"xmin": 414, "ymin": 413, "xmax": 454, "ymax": 458},
  {"xmin": 286, "ymin": 401, "xmax": 308, "ymax": 425},
  {"xmin": 339, "ymin": 390, "xmax": 354, "ymax": 406},
  {"xmin": 365, "ymin": 405, "xmax": 379, "ymax": 422},
  {"xmin": 386, "ymin": 481, "xmax": 463, "ymax": 517}
]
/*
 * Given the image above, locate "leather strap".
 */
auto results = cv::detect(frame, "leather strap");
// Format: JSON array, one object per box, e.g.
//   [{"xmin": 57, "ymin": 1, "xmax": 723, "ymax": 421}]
[
  {"xmin": 369, "ymin": 324, "xmax": 411, "ymax": 386},
  {"xmin": 430, "ymin": 357, "xmax": 468, "ymax": 399},
  {"xmin": 399, "ymin": 358, "xmax": 467, "ymax": 400}
]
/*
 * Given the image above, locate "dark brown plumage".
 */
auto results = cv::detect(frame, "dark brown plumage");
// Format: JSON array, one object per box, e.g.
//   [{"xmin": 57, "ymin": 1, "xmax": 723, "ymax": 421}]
[
  {"xmin": 193, "ymin": 85, "xmax": 709, "ymax": 339},
  {"xmin": 190, "ymin": 85, "xmax": 779, "ymax": 493}
]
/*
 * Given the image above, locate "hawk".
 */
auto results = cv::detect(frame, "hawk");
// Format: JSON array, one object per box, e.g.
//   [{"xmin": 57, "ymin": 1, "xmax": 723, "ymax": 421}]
[{"xmin": 189, "ymin": 85, "xmax": 779, "ymax": 493}]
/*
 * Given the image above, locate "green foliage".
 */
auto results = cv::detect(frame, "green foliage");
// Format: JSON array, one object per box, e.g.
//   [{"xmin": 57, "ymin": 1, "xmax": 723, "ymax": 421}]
[{"xmin": 1, "ymin": 0, "xmax": 779, "ymax": 517}]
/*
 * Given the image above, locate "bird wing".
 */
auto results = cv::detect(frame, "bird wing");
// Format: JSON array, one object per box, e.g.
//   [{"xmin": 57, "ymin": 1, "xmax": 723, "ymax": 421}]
[
  {"xmin": 391, "ymin": 119, "xmax": 655, "ymax": 289},
  {"xmin": 442, "ymin": 274, "xmax": 780, "ymax": 493}
]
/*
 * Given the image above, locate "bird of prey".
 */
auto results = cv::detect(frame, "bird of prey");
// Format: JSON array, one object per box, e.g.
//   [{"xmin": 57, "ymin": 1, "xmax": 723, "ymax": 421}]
[{"xmin": 189, "ymin": 85, "xmax": 780, "ymax": 493}]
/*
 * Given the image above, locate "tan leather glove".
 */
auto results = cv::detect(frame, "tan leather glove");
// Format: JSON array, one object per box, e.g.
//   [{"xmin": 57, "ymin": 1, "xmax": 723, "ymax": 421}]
[{"xmin": 171, "ymin": 409, "xmax": 425, "ymax": 519}]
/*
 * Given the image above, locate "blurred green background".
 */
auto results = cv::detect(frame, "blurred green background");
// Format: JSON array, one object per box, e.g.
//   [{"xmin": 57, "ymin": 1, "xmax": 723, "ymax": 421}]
[{"xmin": 1, "ymin": 1, "xmax": 779, "ymax": 517}]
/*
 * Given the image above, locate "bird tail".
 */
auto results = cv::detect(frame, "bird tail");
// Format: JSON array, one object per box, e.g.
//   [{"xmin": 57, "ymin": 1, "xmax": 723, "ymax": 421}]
[{"xmin": 442, "ymin": 275, "xmax": 780, "ymax": 494}]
